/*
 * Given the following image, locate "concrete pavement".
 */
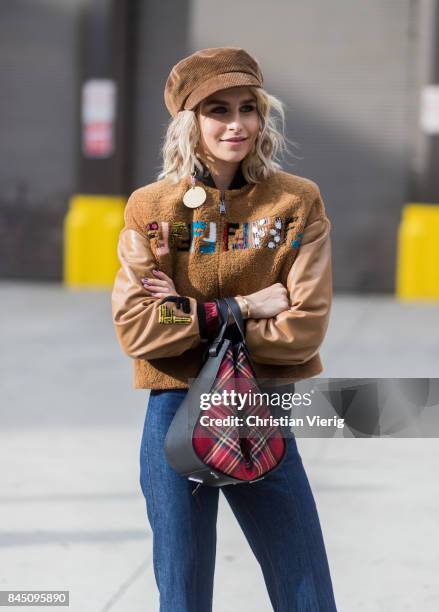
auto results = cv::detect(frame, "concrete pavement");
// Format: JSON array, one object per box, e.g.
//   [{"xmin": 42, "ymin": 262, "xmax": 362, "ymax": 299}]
[{"xmin": 1, "ymin": 281, "xmax": 438, "ymax": 611}]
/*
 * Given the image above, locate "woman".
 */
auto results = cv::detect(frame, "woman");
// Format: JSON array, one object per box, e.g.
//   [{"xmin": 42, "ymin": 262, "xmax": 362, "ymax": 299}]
[{"xmin": 111, "ymin": 47, "xmax": 337, "ymax": 611}]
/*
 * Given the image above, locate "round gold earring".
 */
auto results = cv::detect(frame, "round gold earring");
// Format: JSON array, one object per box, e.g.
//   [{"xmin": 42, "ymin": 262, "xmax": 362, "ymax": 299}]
[{"xmin": 183, "ymin": 168, "xmax": 206, "ymax": 209}]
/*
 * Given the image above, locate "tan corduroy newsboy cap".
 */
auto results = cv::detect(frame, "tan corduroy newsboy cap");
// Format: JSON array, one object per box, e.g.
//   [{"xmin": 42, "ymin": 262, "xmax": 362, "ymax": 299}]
[{"xmin": 164, "ymin": 47, "xmax": 263, "ymax": 117}]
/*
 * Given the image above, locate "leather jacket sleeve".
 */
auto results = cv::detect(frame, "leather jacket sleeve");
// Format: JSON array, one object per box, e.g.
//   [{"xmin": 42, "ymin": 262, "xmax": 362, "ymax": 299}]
[
  {"xmin": 111, "ymin": 194, "xmax": 204, "ymax": 360},
  {"xmin": 244, "ymin": 196, "xmax": 333, "ymax": 366}
]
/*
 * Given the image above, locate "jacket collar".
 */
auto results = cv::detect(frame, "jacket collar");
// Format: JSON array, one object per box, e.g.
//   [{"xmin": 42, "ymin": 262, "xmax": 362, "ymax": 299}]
[{"xmin": 194, "ymin": 161, "xmax": 248, "ymax": 190}]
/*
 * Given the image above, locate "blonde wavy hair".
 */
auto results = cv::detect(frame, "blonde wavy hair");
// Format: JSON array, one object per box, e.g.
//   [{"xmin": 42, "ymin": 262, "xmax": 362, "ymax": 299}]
[{"xmin": 157, "ymin": 87, "xmax": 299, "ymax": 184}]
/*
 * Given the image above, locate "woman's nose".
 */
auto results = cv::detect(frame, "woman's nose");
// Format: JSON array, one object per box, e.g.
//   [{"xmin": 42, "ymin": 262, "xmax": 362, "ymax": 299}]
[{"xmin": 228, "ymin": 111, "xmax": 243, "ymax": 129}]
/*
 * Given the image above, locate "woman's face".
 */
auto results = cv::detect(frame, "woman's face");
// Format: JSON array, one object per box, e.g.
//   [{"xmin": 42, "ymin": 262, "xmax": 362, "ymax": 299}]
[{"xmin": 196, "ymin": 86, "xmax": 260, "ymax": 166}]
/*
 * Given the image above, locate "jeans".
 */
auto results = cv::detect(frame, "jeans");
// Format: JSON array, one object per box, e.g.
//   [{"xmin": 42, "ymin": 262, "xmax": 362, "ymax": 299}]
[{"xmin": 139, "ymin": 388, "xmax": 338, "ymax": 612}]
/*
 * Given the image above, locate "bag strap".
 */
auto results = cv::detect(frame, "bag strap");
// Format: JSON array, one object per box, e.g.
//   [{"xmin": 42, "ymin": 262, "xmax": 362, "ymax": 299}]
[
  {"xmin": 224, "ymin": 297, "xmax": 260, "ymax": 376},
  {"xmin": 215, "ymin": 298, "xmax": 244, "ymax": 339},
  {"xmin": 223, "ymin": 297, "xmax": 246, "ymax": 341},
  {"xmin": 208, "ymin": 297, "xmax": 260, "ymax": 378},
  {"xmin": 215, "ymin": 298, "xmax": 229, "ymax": 328}
]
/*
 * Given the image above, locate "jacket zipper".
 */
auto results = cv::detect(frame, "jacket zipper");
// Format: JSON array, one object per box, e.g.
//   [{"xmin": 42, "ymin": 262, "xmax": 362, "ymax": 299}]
[{"xmin": 219, "ymin": 191, "xmax": 226, "ymax": 215}]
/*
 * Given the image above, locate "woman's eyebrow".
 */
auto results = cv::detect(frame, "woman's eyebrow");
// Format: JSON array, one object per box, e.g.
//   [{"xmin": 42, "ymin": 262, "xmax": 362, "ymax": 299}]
[{"xmin": 205, "ymin": 97, "xmax": 256, "ymax": 106}]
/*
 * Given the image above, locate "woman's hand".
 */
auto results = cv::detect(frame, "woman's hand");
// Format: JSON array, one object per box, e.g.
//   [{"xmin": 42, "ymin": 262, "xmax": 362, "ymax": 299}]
[
  {"xmin": 141, "ymin": 269, "xmax": 180, "ymax": 298},
  {"xmin": 244, "ymin": 283, "xmax": 290, "ymax": 319}
]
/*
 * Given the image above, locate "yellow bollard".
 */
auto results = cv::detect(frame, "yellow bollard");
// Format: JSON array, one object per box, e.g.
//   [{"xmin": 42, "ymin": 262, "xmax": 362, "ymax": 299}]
[
  {"xmin": 63, "ymin": 194, "xmax": 126, "ymax": 288},
  {"xmin": 396, "ymin": 204, "xmax": 439, "ymax": 301}
]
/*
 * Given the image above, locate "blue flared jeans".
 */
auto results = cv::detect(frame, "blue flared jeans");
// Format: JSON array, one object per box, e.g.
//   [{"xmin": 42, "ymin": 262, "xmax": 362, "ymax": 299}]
[{"xmin": 139, "ymin": 388, "xmax": 338, "ymax": 612}]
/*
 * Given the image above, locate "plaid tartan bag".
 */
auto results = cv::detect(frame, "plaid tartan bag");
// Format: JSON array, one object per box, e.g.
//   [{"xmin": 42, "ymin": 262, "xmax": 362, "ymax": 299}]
[{"xmin": 164, "ymin": 297, "xmax": 291, "ymax": 488}]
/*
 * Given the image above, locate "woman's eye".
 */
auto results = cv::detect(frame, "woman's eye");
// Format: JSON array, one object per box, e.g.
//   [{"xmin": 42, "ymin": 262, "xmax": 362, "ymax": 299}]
[{"xmin": 209, "ymin": 105, "xmax": 256, "ymax": 114}]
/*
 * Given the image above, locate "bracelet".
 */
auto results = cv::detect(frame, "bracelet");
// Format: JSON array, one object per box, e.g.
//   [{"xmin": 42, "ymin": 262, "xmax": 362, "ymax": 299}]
[{"xmin": 236, "ymin": 295, "xmax": 251, "ymax": 319}]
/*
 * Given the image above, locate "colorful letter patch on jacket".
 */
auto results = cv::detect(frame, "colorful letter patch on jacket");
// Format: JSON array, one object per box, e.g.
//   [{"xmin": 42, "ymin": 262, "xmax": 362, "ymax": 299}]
[
  {"xmin": 158, "ymin": 296, "xmax": 192, "ymax": 325},
  {"xmin": 158, "ymin": 304, "xmax": 192, "ymax": 325},
  {"xmin": 291, "ymin": 232, "xmax": 304, "ymax": 248},
  {"xmin": 146, "ymin": 215, "xmax": 300, "ymax": 254}
]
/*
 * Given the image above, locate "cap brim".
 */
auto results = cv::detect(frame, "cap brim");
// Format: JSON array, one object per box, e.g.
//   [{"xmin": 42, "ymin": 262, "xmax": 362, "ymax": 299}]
[{"xmin": 184, "ymin": 72, "xmax": 261, "ymax": 111}]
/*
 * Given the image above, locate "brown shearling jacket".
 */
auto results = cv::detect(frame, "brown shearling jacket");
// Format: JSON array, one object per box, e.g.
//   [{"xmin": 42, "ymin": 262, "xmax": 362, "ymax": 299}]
[{"xmin": 111, "ymin": 168, "xmax": 332, "ymax": 389}]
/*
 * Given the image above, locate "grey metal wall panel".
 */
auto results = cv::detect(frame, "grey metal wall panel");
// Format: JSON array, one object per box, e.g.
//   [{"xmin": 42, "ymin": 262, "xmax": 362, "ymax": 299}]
[
  {"xmin": 0, "ymin": 0, "xmax": 81, "ymax": 205},
  {"xmin": 0, "ymin": 0, "xmax": 82, "ymax": 280},
  {"xmin": 132, "ymin": 0, "xmax": 190, "ymax": 188}
]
